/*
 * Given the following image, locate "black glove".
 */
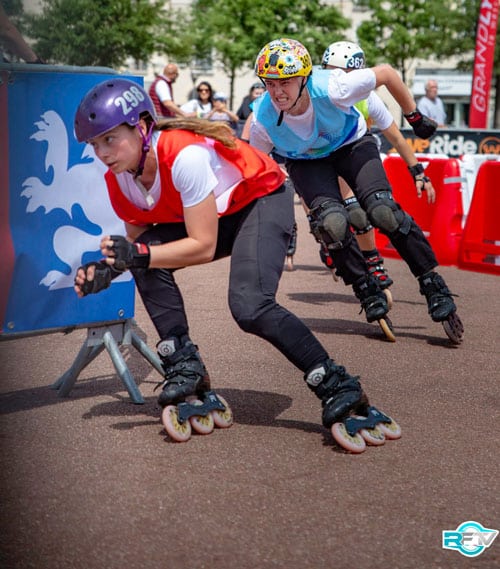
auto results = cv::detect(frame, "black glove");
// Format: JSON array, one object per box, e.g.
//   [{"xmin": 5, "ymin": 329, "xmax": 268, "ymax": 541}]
[
  {"xmin": 404, "ymin": 110, "xmax": 437, "ymax": 139},
  {"xmin": 76, "ymin": 261, "xmax": 123, "ymax": 296},
  {"xmin": 408, "ymin": 163, "xmax": 431, "ymax": 187},
  {"xmin": 107, "ymin": 235, "xmax": 150, "ymax": 271}
]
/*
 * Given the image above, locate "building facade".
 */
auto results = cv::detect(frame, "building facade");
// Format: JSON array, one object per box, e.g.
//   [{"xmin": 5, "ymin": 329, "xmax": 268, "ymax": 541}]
[{"xmin": 21, "ymin": 0, "xmax": 490, "ymax": 127}]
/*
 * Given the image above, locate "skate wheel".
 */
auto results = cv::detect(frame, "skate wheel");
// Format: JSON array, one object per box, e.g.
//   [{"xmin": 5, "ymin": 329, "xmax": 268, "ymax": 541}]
[
  {"xmin": 377, "ymin": 417, "xmax": 402, "ymax": 440},
  {"xmin": 186, "ymin": 400, "xmax": 215, "ymax": 435},
  {"xmin": 285, "ymin": 255, "xmax": 294, "ymax": 271},
  {"xmin": 331, "ymin": 422, "xmax": 366, "ymax": 453},
  {"xmin": 359, "ymin": 424, "xmax": 386, "ymax": 446},
  {"xmin": 211, "ymin": 395, "xmax": 233, "ymax": 429},
  {"xmin": 383, "ymin": 288, "xmax": 393, "ymax": 310},
  {"xmin": 442, "ymin": 312, "xmax": 464, "ymax": 345},
  {"xmin": 379, "ymin": 316, "xmax": 396, "ymax": 342},
  {"xmin": 162, "ymin": 405, "xmax": 192, "ymax": 442},
  {"xmin": 331, "ymin": 269, "xmax": 340, "ymax": 282}
]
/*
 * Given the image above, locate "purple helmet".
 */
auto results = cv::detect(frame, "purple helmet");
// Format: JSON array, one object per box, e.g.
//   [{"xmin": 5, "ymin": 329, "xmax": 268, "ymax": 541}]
[{"xmin": 74, "ymin": 78, "xmax": 155, "ymax": 142}]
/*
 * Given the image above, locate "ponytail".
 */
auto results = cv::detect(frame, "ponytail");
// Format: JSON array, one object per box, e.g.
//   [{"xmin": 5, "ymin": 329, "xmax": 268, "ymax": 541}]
[{"xmin": 155, "ymin": 118, "xmax": 237, "ymax": 149}]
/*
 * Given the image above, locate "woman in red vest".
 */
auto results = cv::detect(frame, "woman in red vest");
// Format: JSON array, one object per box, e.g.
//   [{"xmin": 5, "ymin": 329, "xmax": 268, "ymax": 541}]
[{"xmin": 73, "ymin": 78, "xmax": 399, "ymax": 450}]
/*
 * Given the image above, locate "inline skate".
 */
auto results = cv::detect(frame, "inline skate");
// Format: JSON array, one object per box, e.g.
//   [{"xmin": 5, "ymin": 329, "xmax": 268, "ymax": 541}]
[
  {"xmin": 285, "ymin": 222, "xmax": 298, "ymax": 271},
  {"xmin": 156, "ymin": 337, "xmax": 233, "ymax": 442},
  {"xmin": 305, "ymin": 360, "xmax": 401, "ymax": 453},
  {"xmin": 418, "ymin": 271, "xmax": 464, "ymax": 344},
  {"xmin": 353, "ymin": 274, "xmax": 396, "ymax": 342},
  {"xmin": 364, "ymin": 251, "xmax": 394, "ymax": 308}
]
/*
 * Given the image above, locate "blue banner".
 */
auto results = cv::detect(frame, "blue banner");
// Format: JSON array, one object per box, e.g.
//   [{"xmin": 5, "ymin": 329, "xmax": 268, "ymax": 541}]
[{"xmin": 1, "ymin": 67, "xmax": 140, "ymax": 335}]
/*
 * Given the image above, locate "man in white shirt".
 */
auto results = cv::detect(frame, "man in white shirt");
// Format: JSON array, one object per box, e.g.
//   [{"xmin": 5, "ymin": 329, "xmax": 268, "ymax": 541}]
[
  {"xmin": 148, "ymin": 63, "xmax": 187, "ymax": 119},
  {"xmin": 417, "ymin": 80, "xmax": 447, "ymax": 127}
]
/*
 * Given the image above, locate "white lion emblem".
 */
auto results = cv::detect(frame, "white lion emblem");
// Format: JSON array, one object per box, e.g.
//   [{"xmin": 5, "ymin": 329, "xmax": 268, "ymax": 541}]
[{"xmin": 21, "ymin": 110, "xmax": 131, "ymax": 290}]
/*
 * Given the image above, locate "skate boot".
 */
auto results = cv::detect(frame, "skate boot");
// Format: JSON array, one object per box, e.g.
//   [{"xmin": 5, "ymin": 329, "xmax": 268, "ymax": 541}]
[
  {"xmin": 305, "ymin": 359, "xmax": 367, "ymax": 428},
  {"xmin": 353, "ymin": 274, "xmax": 395, "ymax": 341},
  {"xmin": 305, "ymin": 360, "xmax": 401, "ymax": 453},
  {"xmin": 285, "ymin": 222, "xmax": 298, "ymax": 271},
  {"xmin": 364, "ymin": 251, "xmax": 393, "ymax": 308},
  {"xmin": 418, "ymin": 271, "xmax": 464, "ymax": 344},
  {"xmin": 156, "ymin": 337, "xmax": 232, "ymax": 441}
]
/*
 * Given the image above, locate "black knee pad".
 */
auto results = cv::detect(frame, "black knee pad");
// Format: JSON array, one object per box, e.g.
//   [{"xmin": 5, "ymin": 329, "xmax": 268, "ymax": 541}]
[
  {"xmin": 308, "ymin": 198, "xmax": 352, "ymax": 250},
  {"xmin": 343, "ymin": 197, "xmax": 372, "ymax": 235},
  {"xmin": 364, "ymin": 192, "xmax": 411, "ymax": 235}
]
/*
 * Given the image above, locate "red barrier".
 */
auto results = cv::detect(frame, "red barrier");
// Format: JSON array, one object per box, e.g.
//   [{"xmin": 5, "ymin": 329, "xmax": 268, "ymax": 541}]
[
  {"xmin": 458, "ymin": 161, "xmax": 500, "ymax": 275},
  {"xmin": 376, "ymin": 155, "xmax": 464, "ymax": 266},
  {"xmin": 429, "ymin": 158, "xmax": 464, "ymax": 265}
]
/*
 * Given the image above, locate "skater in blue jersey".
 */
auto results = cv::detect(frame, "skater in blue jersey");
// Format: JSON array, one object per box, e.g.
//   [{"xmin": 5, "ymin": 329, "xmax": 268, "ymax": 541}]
[{"xmin": 249, "ymin": 38, "xmax": 463, "ymax": 345}]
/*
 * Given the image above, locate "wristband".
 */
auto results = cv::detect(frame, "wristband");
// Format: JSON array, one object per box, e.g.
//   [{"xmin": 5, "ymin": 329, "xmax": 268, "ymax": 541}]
[
  {"xmin": 408, "ymin": 163, "xmax": 425, "ymax": 178},
  {"xmin": 408, "ymin": 163, "xmax": 430, "ymax": 188},
  {"xmin": 404, "ymin": 110, "xmax": 422, "ymax": 124}
]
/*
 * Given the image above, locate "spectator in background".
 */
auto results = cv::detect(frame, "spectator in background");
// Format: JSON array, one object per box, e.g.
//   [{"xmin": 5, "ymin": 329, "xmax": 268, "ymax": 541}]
[
  {"xmin": 207, "ymin": 92, "xmax": 239, "ymax": 134},
  {"xmin": 148, "ymin": 63, "xmax": 187, "ymax": 119},
  {"xmin": 237, "ymin": 82, "xmax": 266, "ymax": 121},
  {"xmin": 0, "ymin": 4, "xmax": 43, "ymax": 63},
  {"xmin": 417, "ymin": 79, "xmax": 447, "ymax": 127},
  {"xmin": 236, "ymin": 82, "xmax": 266, "ymax": 137},
  {"xmin": 181, "ymin": 81, "xmax": 214, "ymax": 118}
]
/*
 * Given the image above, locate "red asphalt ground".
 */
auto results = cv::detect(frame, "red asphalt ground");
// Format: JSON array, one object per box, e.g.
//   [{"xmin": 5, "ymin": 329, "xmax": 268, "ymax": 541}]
[{"xmin": 0, "ymin": 202, "xmax": 499, "ymax": 569}]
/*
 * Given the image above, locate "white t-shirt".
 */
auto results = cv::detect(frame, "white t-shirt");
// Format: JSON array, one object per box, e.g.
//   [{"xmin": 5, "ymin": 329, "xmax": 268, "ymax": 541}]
[
  {"xmin": 180, "ymin": 99, "xmax": 212, "ymax": 118},
  {"xmin": 115, "ymin": 132, "xmax": 242, "ymax": 214},
  {"xmin": 417, "ymin": 95, "xmax": 447, "ymax": 125},
  {"xmin": 155, "ymin": 77, "xmax": 173, "ymax": 103},
  {"xmin": 250, "ymin": 68, "xmax": 378, "ymax": 155}
]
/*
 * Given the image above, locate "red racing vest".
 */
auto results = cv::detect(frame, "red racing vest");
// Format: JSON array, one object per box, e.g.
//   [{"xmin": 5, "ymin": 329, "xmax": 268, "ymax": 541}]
[
  {"xmin": 105, "ymin": 129, "xmax": 286, "ymax": 226},
  {"xmin": 148, "ymin": 76, "xmax": 175, "ymax": 118}
]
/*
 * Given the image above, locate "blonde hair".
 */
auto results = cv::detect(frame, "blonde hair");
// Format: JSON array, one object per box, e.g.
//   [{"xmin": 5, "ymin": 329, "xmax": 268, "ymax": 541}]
[{"xmin": 156, "ymin": 118, "xmax": 237, "ymax": 149}]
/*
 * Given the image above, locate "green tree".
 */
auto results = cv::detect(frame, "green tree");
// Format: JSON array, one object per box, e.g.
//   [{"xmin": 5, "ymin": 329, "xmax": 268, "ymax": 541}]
[
  {"xmin": 353, "ymin": 0, "xmax": 477, "ymax": 82},
  {"xmin": 355, "ymin": 0, "xmax": 499, "ymax": 127},
  {"xmin": 185, "ymin": 0, "xmax": 351, "ymax": 107},
  {"xmin": 25, "ymin": 0, "xmax": 168, "ymax": 68},
  {"xmin": 2, "ymin": 0, "xmax": 25, "ymax": 22}
]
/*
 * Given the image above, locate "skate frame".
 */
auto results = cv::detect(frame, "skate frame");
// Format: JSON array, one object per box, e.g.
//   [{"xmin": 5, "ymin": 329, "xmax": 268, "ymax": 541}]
[{"xmin": 51, "ymin": 319, "xmax": 163, "ymax": 404}]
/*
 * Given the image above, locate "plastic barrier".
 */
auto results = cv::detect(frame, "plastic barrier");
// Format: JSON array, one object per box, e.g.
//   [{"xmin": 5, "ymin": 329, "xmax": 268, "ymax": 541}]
[
  {"xmin": 457, "ymin": 160, "xmax": 500, "ymax": 275},
  {"xmin": 459, "ymin": 154, "xmax": 500, "ymax": 218},
  {"xmin": 376, "ymin": 155, "xmax": 464, "ymax": 266},
  {"xmin": 429, "ymin": 157, "xmax": 465, "ymax": 266}
]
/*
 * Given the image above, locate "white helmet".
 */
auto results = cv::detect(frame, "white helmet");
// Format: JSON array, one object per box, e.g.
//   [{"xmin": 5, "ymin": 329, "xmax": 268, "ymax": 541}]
[{"xmin": 321, "ymin": 41, "xmax": 365, "ymax": 70}]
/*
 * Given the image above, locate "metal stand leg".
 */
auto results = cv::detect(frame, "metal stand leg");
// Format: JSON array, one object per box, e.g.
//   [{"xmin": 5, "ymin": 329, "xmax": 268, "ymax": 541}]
[
  {"xmin": 130, "ymin": 331, "xmax": 164, "ymax": 376},
  {"xmin": 52, "ymin": 319, "xmax": 162, "ymax": 405},
  {"xmin": 51, "ymin": 343, "xmax": 105, "ymax": 393}
]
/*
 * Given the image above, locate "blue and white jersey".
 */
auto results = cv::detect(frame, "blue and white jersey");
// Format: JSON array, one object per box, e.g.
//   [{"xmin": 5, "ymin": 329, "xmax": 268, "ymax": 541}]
[{"xmin": 250, "ymin": 68, "xmax": 377, "ymax": 160}]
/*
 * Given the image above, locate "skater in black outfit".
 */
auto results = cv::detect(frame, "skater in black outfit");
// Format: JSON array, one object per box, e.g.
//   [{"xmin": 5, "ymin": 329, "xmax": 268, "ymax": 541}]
[
  {"xmin": 72, "ymin": 78, "xmax": 400, "ymax": 450},
  {"xmin": 249, "ymin": 38, "xmax": 463, "ymax": 344}
]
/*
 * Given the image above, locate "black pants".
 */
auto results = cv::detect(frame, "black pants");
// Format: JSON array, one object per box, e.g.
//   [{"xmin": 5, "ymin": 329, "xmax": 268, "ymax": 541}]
[
  {"xmin": 131, "ymin": 184, "xmax": 328, "ymax": 373},
  {"xmin": 286, "ymin": 133, "xmax": 438, "ymax": 281}
]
